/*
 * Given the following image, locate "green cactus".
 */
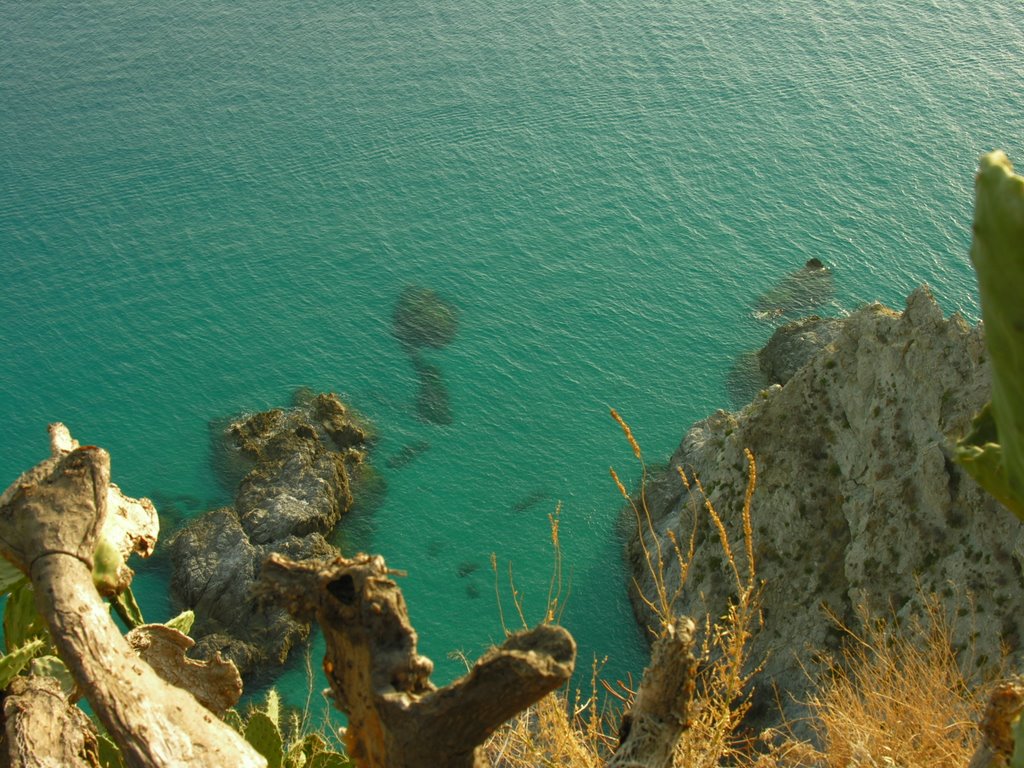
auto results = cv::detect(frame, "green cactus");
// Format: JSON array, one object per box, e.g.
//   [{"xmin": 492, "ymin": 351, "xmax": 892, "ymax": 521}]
[
  {"xmin": 164, "ymin": 609, "xmax": 196, "ymax": 635},
  {"xmin": 230, "ymin": 689, "xmax": 352, "ymax": 768},
  {"xmin": 0, "ymin": 638, "xmax": 47, "ymax": 689},
  {"xmin": 956, "ymin": 150, "xmax": 1024, "ymax": 519},
  {"xmin": 244, "ymin": 709, "xmax": 285, "ymax": 768},
  {"xmin": 3, "ymin": 581, "xmax": 50, "ymax": 653}
]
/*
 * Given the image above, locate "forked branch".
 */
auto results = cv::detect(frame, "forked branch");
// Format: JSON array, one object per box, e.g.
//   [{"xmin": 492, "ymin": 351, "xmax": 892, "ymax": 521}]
[{"xmin": 261, "ymin": 552, "xmax": 577, "ymax": 768}]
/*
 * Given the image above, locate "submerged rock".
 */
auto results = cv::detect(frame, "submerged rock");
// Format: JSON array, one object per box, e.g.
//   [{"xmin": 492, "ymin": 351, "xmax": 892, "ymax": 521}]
[
  {"xmin": 411, "ymin": 353, "xmax": 453, "ymax": 425},
  {"xmin": 392, "ymin": 285, "xmax": 459, "ymax": 350},
  {"xmin": 385, "ymin": 440, "xmax": 431, "ymax": 470},
  {"xmin": 754, "ymin": 258, "xmax": 835, "ymax": 320},
  {"xmin": 168, "ymin": 393, "xmax": 370, "ymax": 679},
  {"xmin": 629, "ymin": 287, "xmax": 1017, "ymax": 732}
]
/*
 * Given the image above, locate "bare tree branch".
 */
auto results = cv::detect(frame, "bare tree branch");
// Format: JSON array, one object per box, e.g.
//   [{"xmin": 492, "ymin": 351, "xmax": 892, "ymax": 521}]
[
  {"xmin": 608, "ymin": 617, "xmax": 698, "ymax": 768},
  {"xmin": 262, "ymin": 552, "xmax": 577, "ymax": 768}
]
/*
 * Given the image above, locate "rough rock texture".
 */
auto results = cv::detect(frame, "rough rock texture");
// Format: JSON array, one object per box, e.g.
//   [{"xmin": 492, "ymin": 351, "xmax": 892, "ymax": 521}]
[
  {"xmin": 629, "ymin": 287, "xmax": 1024, "ymax": 731},
  {"xmin": 758, "ymin": 315, "xmax": 844, "ymax": 385},
  {"xmin": 169, "ymin": 392, "xmax": 369, "ymax": 678}
]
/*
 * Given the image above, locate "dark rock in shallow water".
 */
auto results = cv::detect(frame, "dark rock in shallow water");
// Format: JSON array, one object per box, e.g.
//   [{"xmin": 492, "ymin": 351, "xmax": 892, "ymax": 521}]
[
  {"xmin": 726, "ymin": 349, "xmax": 768, "ymax": 410},
  {"xmin": 385, "ymin": 440, "xmax": 431, "ymax": 470},
  {"xmin": 392, "ymin": 285, "xmax": 459, "ymax": 350},
  {"xmin": 168, "ymin": 392, "xmax": 369, "ymax": 679},
  {"xmin": 411, "ymin": 353, "xmax": 453, "ymax": 425},
  {"xmin": 754, "ymin": 259, "xmax": 835, "ymax": 320},
  {"xmin": 511, "ymin": 489, "xmax": 554, "ymax": 513}
]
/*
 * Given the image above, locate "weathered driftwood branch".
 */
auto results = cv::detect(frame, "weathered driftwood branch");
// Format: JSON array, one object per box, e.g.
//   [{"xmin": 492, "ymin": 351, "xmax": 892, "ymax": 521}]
[
  {"xmin": 261, "ymin": 552, "xmax": 577, "ymax": 768},
  {"xmin": 0, "ymin": 425, "xmax": 264, "ymax": 768},
  {"xmin": 608, "ymin": 617, "xmax": 698, "ymax": 768},
  {"xmin": 3, "ymin": 675, "xmax": 98, "ymax": 767}
]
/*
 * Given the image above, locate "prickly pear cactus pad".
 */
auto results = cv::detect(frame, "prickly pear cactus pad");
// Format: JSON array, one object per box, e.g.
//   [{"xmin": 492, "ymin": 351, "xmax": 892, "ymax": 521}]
[{"xmin": 957, "ymin": 151, "xmax": 1024, "ymax": 519}]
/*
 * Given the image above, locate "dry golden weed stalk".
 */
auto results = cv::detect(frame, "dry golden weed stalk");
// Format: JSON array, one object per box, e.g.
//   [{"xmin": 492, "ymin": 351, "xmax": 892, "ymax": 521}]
[{"xmin": 759, "ymin": 595, "xmax": 986, "ymax": 768}]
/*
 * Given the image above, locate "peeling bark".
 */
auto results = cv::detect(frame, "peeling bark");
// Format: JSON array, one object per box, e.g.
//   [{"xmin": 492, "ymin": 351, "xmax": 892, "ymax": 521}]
[
  {"xmin": 125, "ymin": 624, "xmax": 243, "ymax": 716},
  {"xmin": 2, "ymin": 675, "xmax": 98, "ymax": 768},
  {"xmin": 261, "ymin": 552, "xmax": 577, "ymax": 768}
]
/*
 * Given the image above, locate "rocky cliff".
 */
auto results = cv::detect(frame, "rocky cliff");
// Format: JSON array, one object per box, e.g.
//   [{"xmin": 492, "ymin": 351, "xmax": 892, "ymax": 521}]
[
  {"xmin": 168, "ymin": 392, "xmax": 370, "ymax": 678},
  {"xmin": 629, "ymin": 287, "xmax": 1024, "ymax": 729}
]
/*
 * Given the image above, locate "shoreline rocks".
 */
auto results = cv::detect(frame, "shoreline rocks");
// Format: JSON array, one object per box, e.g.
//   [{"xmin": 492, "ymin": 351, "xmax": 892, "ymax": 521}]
[
  {"xmin": 168, "ymin": 392, "xmax": 370, "ymax": 679},
  {"xmin": 629, "ymin": 287, "xmax": 1024, "ymax": 731}
]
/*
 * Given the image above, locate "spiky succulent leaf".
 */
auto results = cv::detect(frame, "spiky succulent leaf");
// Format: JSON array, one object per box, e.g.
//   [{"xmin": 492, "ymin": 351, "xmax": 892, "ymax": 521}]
[
  {"xmin": 164, "ymin": 609, "xmax": 195, "ymax": 635},
  {"xmin": 111, "ymin": 586, "xmax": 145, "ymax": 629},
  {"xmin": 958, "ymin": 150, "xmax": 1024, "ymax": 518},
  {"xmin": 265, "ymin": 688, "xmax": 281, "ymax": 728},
  {"xmin": 3, "ymin": 582, "xmax": 49, "ymax": 654},
  {"xmin": 91, "ymin": 537, "xmax": 126, "ymax": 594},
  {"xmin": 0, "ymin": 637, "xmax": 46, "ymax": 689},
  {"xmin": 955, "ymin": 405, "xmax": 1024, "ymax": 517},
  {"xmin": 244, "ymin": 710, "xmax": 284, "ymax": 768},
  {"xmin": 223, "ymin": 708, "xmax": 245, "ymax": 734}
]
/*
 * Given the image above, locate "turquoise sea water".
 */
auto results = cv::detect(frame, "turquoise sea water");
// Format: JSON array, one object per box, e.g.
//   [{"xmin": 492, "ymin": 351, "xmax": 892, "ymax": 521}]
[{"xmin": 2, "ymin": 0, "xmax": 1023, "ymax": 715}]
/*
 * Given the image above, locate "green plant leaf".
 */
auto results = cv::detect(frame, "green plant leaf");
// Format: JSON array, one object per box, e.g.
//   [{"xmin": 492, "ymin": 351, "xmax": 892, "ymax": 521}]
[
  {"xmin": 955, "ymin": 403, "xmax": 1024, "ymax": 519},
  {"xmin": 962, "ymin": 150, "xmax": 1024, "ymax": 518},
  {"xmin": 110, "ymin": 586, "xmax": 145, "ymax": 629},
  {"xmin": 0, "ymin": 557, "xmax": 25, "ymax": 596},
  {"xmin": 0, "ymin": 637, "xmax": 46, "ymax": 689},
  {"xmin": 244, "ymin": 710, "xmax": 284, "ymax": 768},
  {"xmin": 3, "ymin": 582, "xmax": 48, "ymax": 654},
  {"xmin": 265, "ymin": 688, "xmax": 281, "ymax": 729},
  {"xmin": 223, "ymin": 708, "xmax": 245, "ymax": 734},
  {"xmin": 97, "ymin": 733, "xmax": 126, "ymax": 768},
  {"xmin": 163, "ymin": 609, "xmax": 195, "ymax": 635},
  {"xmin": 29, "ymin": 655, "xmax": 76, "ymax": 697},
  {"xmin": 285, "ymin": 732, "xmax": 328, "ymax": 768}
]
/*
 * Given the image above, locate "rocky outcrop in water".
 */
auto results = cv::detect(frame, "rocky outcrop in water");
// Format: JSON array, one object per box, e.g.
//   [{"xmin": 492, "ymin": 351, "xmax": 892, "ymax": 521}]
[
  {"xmin": 757, "ymin": 314, "xmax": 844, "ymax": 385},
  {"xmin": 168, "ymin": 392, "xmax": 370, "ymax": 678},
  {"xmin": 629, "ymin": 287, "xmax": 1024, "ymax": 730}
]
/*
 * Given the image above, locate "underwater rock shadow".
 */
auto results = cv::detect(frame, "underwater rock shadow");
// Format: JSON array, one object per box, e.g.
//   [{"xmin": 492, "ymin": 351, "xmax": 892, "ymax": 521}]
[
  {"xmin": 409, "ymin": 351, "xmax": 453, "ymax": 426},
  {"xmin": 391, "ymin": 284, "xmax": 459, "ymax": 426},
  {"xmin": 754, "ymin": 258, "xmax": 835, "ymax": 321},
  {"xmin": 726, "ymin": 349, "xmax": 770, "ymax": 410},
  {"xmin": 385, "ymin": 439, "xmax": 432, "ymax": 470}
]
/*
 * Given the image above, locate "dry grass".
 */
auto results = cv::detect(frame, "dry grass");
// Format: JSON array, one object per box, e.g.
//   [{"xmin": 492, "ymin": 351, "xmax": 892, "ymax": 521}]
[{"xmin": 759, "ymin": 595, "xmax": 987, "ymax": 768}]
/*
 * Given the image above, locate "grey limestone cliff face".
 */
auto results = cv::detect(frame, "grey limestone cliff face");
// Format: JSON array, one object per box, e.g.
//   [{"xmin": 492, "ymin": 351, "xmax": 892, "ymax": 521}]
[
  {"xmin": 629, "ymin": 287, "xmax": 1024, "ymax": 729},
  {"xmin": 168, "ymin": 392, "xmax": 369, "ymax": 678}
]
